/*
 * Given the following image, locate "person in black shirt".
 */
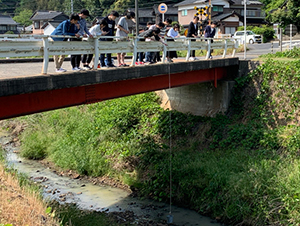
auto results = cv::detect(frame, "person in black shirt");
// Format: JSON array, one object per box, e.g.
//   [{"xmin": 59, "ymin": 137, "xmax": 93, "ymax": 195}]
[
  {"xmin": 139, "ymin": 27, "xmax": 167, "ymax": 64},
  {"xmin": 187, "ymin": 16, "xmax": 199, "ymax": 61},
  {"xmin": 204, "ymin": 21, "xmax": 217, "ymax": 59},
  {"xmin": 100, "ymin": 11, "xmax": 119, "ymax": 67}
]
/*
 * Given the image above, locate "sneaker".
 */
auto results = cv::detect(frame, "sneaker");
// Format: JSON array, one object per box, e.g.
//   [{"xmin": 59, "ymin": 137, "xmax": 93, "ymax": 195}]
[
  {"xmin": 107, "ymin": 64, "xmax": 116, "ymax": 68},
  {"xmin": 194, "ymin": 57, "xmax": 199, "ymax": 60},
  {"xmin": 189, "ymin": 57, "xmax": 195, "ymax": 61},
  {"xmin": 97, "ymin": 64, "xmax": 101, "ymax": 68},
  {"xmin": 135, "ymin": 62, "xmax": 139, "ymax": 65},
  {"xmin": 56, "ymin": 68, "xmax": 66, "ymax": 73},
  {"xmin": 72, "ymin": 67, "xmax": 81, "ymax": 71},
  {"xmin": 139, "ymin": 62, "xmax": 144, "ymax": 65},
  {"xmin": 83, "ymin": 65, "xmax": 92, "ymax": 70},
  {"xmin": 209, "ymin": 56, "xmax": 213, "ymax": 60}
]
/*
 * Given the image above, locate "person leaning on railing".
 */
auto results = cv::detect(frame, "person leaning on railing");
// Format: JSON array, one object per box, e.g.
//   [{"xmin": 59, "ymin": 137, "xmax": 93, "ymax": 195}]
[
  {"xmin": 50, "ymin": 13, "xmax": 80, "ymax": 73},
  {"xmin": 82, "ymin": 19, "xmax": 108, "ymax": 69},
  {"xmin": 139, "ymin": 27, "xmax": 167, "ymax": 65},
  {"xmin": 166, "ymin": 23, "xmax": 180, "ymax": 63},
  {"xmin": 71, "ymin": 9, "xmax": 93, "ymax": 71},
  {"xmin": 100, "ymin": 11, "xmax": 119, "ymax": 68},
  {"xmin": 204, "ymin": 21, "xmax": 217, "ymax": 59}
]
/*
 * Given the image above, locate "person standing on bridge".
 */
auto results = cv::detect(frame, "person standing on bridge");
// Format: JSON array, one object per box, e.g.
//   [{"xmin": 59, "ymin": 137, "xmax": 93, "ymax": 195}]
[
  {"xmin": 81, "ymin": 19, "xmax": 108, "ymax": 69},
  {"xmin": 70, "ymin": 9, "xmax": 93, "ymax": 71},
  {"xmin": 50, "ymin": 13, "xmax": 80, "ymax": 73},
  {"xmin": 116, "ymin": 10, "xmax": 135, "ymax": 67},
  {"xmin": 204, "ymin": 21, "xmax": 217, "ymax": 59},
  {"xmin": 187, "ymin": 16, "xmax": 199, "ymax": 61},
  {"xmin": 100, "ymin": 11, "xmax": 119, "ymax": 68}
]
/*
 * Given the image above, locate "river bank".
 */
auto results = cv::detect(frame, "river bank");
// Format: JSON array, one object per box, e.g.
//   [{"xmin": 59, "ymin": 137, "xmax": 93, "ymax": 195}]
[{"xmin": 0, "ymin": 128, "xmax": 223, "ymax": 226}]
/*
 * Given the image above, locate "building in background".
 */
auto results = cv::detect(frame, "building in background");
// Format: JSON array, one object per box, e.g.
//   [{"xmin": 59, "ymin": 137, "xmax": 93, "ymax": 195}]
[
  {"xmin": 0, "ymin": 14, "xmax": 18, "ymax": 34},
  {"xmin": 175, "ymin": 0, "xmax": 265, "ymax": 35},
  {"xmin": 30, "ymin": 11, "xmax": 69, "ymax": 35}
]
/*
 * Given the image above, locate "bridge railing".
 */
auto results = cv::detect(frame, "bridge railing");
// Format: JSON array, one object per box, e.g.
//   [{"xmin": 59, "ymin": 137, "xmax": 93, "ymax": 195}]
[{"xmin": 0, "ymin": 34, "xmax": 239, "ymax": 74}]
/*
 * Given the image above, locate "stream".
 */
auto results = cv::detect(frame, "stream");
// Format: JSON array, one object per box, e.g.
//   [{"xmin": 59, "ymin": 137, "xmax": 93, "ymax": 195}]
[{"xmin": 0, "ymin": 132, "xmax": 223, "ymax": 226}]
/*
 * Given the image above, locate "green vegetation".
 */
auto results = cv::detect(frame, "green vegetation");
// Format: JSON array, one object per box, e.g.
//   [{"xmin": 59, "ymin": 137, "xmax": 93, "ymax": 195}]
[
  {"xmin": 13, "ymin": 9, "xmax": 33, "ymax": 27},
  {"xmin": 260, "ymin": 0, "xmax": 300, "ymax": 28},
  {"xmin": 15, "ymin": 49, "xmax": 300, "ymax": 225},
  {"xmin": 260, "ymin": 47, "xmax": 300, "ymax": 58},
  {"xmin": 48, "ymin": 201, "xmax": 119, "ymax": 226}
]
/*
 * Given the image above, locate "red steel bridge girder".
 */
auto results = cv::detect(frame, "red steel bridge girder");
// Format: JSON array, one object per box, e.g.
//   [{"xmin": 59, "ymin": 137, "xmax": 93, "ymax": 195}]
[{"xmin": 0, "ymin": 67, "xmax": 225, "ymax": 120}]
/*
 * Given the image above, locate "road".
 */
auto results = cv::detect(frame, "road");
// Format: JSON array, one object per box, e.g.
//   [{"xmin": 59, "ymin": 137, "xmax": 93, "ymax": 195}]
[{"xmin": 0, "ymin": 42, "xmax": 286, "ymax": 79}]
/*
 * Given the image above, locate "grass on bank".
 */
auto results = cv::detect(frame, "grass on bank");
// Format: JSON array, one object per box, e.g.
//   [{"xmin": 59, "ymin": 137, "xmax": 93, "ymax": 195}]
[
  {"xmin": 0, "ymin": 144, "xmax": 123, "ymax": 226},
  {"xmin": 13, "ymin": 51, "xmax": 300, "ymax": 225},
  {"xmin": 0, "ymin": 147, "xmax": 59, "ymax": 226}
]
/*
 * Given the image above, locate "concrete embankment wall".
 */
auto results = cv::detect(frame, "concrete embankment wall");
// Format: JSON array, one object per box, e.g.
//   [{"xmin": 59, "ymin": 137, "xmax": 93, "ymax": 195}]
[{"xmin": 156, "ymin": 60, "xmax": 256, "ymax": 116}]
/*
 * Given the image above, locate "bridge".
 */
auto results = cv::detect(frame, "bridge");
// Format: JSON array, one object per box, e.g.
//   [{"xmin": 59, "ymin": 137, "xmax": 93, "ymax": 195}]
[{"xmin": 0, "ymin": 35, "xmax": 241, "ymax": 120}]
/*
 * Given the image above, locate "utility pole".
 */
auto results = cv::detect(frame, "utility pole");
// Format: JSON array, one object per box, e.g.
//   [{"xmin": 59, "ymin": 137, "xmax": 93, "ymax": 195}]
[
  {"xmin": 135, "ymin": 0, "xmax": 139, "ymax": 37},
  {"xmin": 209, "ymin": 0, "xmax": 211, "ymax": 25},
  {"xmin": 244, "ymin": 0, "xmax": 247, "ymax": 60}
]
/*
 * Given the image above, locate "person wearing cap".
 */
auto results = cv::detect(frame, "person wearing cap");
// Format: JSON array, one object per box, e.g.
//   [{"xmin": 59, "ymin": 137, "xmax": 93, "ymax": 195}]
[
  {"xmin": 70, "ymin": 9, "xmax": 93, "ymax": 71},
  {"xmin": 204, "ymin": 21, "xmax": 217, "ymax": 59},
  {"xmin": 116, "ymin": 10, "xmax": 135, "ymax": 67},
  {"xmin": 100, "ymin": 10, "xmax": 119, "ymax": 68}
]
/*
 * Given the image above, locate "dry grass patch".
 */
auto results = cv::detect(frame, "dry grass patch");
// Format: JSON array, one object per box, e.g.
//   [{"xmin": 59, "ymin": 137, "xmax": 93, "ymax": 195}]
[{"xmin": 0, "ymin": 164, "xmax": 58, "ymax": 226}]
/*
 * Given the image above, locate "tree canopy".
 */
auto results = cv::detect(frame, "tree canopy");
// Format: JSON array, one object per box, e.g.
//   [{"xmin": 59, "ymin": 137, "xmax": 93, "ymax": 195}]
[{"xmin": 261, "ymin": 0, "xmax": 300, "ymax": 28}]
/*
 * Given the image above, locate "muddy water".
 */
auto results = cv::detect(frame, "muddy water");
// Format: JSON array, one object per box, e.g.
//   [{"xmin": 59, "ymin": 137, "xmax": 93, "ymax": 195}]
[{"xmin": 0, "ymin": 133, "xmax": 222, "ymax": 226}]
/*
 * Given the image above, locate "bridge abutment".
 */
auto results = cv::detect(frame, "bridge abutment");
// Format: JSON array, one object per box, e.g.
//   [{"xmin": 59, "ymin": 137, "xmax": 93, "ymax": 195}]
[{"xmin": 157, "ymin": 81, "xmax": 235, "ymax": 117}]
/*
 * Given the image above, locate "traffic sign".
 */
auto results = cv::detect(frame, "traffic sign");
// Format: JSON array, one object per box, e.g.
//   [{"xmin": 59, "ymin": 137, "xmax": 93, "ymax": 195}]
[
  {"xmin": 158, "ymin": 3, "xmax": 168, "ymax": 14},
  {"xmin": 285, "ymin": 24, "xmax": 297, "ymax": 36}
]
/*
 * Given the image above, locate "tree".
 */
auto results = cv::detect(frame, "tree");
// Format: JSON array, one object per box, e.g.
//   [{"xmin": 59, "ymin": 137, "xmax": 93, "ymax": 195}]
[
  {"xmin": 13, "ymin": 9, "xmax": 33, "ymax": 26},
  {"xmin": 264, "ymin": 0, "xmax": 300, "ymax": 29}
]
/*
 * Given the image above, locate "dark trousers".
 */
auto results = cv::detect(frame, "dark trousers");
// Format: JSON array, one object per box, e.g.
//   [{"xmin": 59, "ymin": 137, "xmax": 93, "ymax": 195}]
[
  {"xmin": 100, "ymin": 53, "xmax": 112, "ymax": 67},
  {"xmin": 82, "ymin": 54, "xmax": 93, "ymax": 64},
  {"xmin": 70, "ymin": 38, "xmax": 82, "ymax": 68},
  {"xmin": 153, "ymin": 52, "xmax": 161, "ymax": 62}
]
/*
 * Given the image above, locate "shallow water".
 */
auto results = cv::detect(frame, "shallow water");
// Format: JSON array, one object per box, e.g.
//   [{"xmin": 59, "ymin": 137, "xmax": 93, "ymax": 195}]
[{"xmin": 0, "ymin": 133, "xmax": 222, "ymax": 226}]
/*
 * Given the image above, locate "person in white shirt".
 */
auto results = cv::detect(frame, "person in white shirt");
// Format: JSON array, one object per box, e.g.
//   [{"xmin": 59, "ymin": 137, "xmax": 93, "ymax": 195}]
[
  {"xmin": 82, "ymin": 19, "xmax": 108, "ymax": 69},
  {"xmin": 166, "ymin": 23, "xmax": 180, "ymax": 62},
  {"xmin": 116, "ymin": 11, "xmax": 135, "ymax": 67}
]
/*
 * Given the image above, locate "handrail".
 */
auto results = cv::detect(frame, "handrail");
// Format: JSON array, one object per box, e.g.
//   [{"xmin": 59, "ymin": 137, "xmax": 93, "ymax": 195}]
[{"xmin": 0, "ymin": 34, "xmax": 239, "ymax": 74}]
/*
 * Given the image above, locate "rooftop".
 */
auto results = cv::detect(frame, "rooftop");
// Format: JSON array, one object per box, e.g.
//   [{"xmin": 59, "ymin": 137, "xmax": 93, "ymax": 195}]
[
  {"xmin": 0, "ymin": 14, "xmax": 18, "ymax": 25},
  {"xmin": 30, "ymin": 11, "xmax": 68, "ymax": 21}
]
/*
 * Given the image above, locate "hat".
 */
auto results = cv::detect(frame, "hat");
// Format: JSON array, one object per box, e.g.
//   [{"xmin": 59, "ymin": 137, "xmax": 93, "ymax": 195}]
[{"xmin": 80, "ymin": 9, "xmax": 90, "ymax": 17}]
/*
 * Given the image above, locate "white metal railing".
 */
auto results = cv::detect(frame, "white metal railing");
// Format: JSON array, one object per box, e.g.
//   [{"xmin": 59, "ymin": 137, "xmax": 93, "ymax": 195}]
[{"xmin": 0, "ymin": 34, "xmax": 239, "ymax": 74}]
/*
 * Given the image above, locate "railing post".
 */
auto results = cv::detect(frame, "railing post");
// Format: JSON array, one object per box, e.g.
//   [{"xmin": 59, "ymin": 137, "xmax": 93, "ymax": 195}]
[
  {"xmin": 131, "ymin": 38, "xmax": 137, "ymax": 66},
  {"xmin": 222, "ymin": 39, "xmax": 227, "ymax": 58},
  {"xmin": 185, "ymin": 39, "xmax": 191, "ymax": 61},
  {"xmin": 93, "ymin": 37, "xmax": 99, "ymax": 69},
  {"xmin": 206, "ymin": 39, "xmax": 211, "ymax": 60},
  {"xmin": 162, "ymin": 38, "xmax": 167, "ymax": 63},
  {"xmin": 232, "ymin": 39, "xmax": 238, "ymax": 57},
  {"xmin": 41, "ymin": 37, "xmax": 49, "ymax": 74}
]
